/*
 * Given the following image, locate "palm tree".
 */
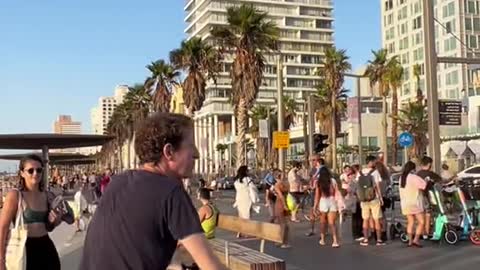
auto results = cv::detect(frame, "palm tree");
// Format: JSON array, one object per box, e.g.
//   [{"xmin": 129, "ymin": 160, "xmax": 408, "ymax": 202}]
[
  {"xmin": 106, "ymin": 102, "xmax": 131, "ymax": 171},
  {"xmin": 170, "ymin": 37, "xmax": 221, "ymax": 116},
  {"xmin": 211, "ymin": 4, "xmax": 279, "ymax": 169},
  {"xmin": 385, "ymin": 57, "xmax": 403, "ymax": 165},
  {"xmin": 395, "ymin": 96, "xmax": 428, "ymax": 159},
  {"xmin": 365, "ymin": 49, "xmax": 392, "ymax": 165},
  {"xmin": 413, "ymin": 63, "xmax": 424, "ymax": 99},
  {"xmin": 283, "ymin": 96, "xmax": 297, "ymax": 130},
  {"xmin": 123, "ymin": 84, "xmax": 152, "ymax": 168},
  {"xmin": 145, "ymin": 59, "xmax": 180, "ymax": 112},
  {"xmin": 318, "ymin": 47, "xmax": 351, "ymax": 171},
  {"xmin": 215, "ymin": 143, "xmax": 228, "ymax": 176},
  {"xmin": 250, "ymin": 105, "xmax": 271, "ymax": 169},
  {"xmin": 315, "ymin": 81, "xmax": 349, "ymax": 167}
]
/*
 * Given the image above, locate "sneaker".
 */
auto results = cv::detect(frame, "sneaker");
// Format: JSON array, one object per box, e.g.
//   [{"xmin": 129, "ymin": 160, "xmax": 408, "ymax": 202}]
[
  {"xmin": 422, "ymin": 235, "xmax": 429, "ymax": 240},
  {"xmin": 360, "ymin": 239, "xmax": 369, "ymax": 246},
  {"xmin": 332, "ymin": 243, "xmax": 340, "ymax": 248},
  {"xmin": 355, "ymin": 237, "xmax": 365, "ymax": 242},
  {"xmin": 319, "ymin": 239, "xmax": 326, "ymax": 246},
  {"xmin": 376, "ymin": 240, "xmax": 386, "ymax": 246},
  {"xmin": 280, "ymin": 244, "xmax": 291, "ymax": 249},
  {"xmin": 305, "ymin": 231, "xmax": 315, "ymax": 237}
]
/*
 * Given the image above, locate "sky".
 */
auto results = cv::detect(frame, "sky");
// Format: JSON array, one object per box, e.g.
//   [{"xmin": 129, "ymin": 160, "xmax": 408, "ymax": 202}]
[{"xmin": 0, "ymin": 0, "xmax": 380, "ymax": 171}]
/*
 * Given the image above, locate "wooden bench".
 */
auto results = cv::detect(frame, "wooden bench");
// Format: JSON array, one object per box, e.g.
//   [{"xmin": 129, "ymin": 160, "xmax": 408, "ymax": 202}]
[
  {"xmin": 168, "ymin": 214, "xmax": 287, "ymax": 270},
  {"xmin": 215, "ymin": 214, "xmax": 286, "ymax": 270}
]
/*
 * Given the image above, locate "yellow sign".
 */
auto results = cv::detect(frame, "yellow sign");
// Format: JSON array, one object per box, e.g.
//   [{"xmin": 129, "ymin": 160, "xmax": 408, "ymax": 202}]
[{"xmin": 273, "ymin": 131, "xmax": 290, "ymax": 149}]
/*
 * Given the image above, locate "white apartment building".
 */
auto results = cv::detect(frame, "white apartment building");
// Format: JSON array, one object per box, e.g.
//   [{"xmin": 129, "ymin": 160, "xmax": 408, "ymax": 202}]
[
  {"xmin": 91, "ymin": 85, "xmax": 129, "ymax": 135},
  {"xmin": 185, "ymin": 0, "xmax": 334, "ymax": 174},
  {"xmin": 381, "ymin": 0, "xmax": 480, "ymax": 102}
]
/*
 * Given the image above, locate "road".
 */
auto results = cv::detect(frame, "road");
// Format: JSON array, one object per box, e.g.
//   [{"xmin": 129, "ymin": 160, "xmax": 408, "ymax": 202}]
[{"xmin": 57, "ymin": 190, "xmax": 480, "ymax": 270}]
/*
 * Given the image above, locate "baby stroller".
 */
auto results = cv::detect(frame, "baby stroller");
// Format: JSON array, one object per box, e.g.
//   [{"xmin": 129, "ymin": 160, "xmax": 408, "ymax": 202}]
[{"xmin": 387, "ymin": 179, "xmax": 409, "ymax": 242}]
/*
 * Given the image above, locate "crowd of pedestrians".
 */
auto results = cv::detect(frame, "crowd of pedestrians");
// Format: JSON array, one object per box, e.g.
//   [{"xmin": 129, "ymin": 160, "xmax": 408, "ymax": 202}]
[{"xmin": 0, "ymin": 111, "xmax": 467, "ymax": 270}]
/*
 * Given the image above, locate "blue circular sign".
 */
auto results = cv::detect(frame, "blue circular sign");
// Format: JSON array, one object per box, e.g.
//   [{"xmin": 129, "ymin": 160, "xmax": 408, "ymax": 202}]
[{"xmin": 398, "ymin": 132, "xmax": 414, "ymax": 147}]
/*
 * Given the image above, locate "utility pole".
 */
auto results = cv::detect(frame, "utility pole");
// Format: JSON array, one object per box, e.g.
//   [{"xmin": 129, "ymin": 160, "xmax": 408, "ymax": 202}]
[
  {"xmin": 277, "ymin": 57, "xmax": 285, "ymax": 171},
  {"xmin": 307, "ymin": 95, "xmax": 315, "ymax": 158},
  {"xmin": 423, "ymin": 0, "xmax": 441, "ymax": 172},
  {"xmin": 302, "ymin": 97, "xmax": 309, "ymax": 167}
]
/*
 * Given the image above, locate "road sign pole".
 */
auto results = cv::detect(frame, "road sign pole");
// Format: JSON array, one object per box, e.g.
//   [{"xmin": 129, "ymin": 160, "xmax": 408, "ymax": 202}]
[
  {"xmin": 423, "ymin": 0, "xmax": 441, "ymax": 172},
  {"xmin": 277, "ymin": 57, "xmax": 285, "ymax": 171},
  {"xmin": 404, "ymin": 146, "xmax": 408, "ymax": 164}
]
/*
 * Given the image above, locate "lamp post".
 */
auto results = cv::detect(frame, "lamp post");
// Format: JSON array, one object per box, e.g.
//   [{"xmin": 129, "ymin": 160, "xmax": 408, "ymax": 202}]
[{"xmin": 277, "ymin": 57, "xmax": 285, "ymax": 171}]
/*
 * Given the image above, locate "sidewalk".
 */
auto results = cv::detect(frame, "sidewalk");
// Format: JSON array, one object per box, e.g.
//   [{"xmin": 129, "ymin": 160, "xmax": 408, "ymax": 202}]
[{"xmin": 51, "ymin": 222, "xmax": 86, "ymax": 269}]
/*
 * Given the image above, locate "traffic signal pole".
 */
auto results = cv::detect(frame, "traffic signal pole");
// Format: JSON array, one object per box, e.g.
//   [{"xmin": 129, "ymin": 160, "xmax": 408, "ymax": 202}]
[{"xmin": 308, "ymin": 94, "xmax": 315, "ymax": 159}]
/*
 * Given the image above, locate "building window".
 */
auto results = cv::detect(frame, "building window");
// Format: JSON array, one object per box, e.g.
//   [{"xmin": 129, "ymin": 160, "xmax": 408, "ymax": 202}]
[
  {"xmin": 443, "ymin": 2, "xmax": 455, "ymax": 17},
  {"xmin": 467, "ymin": 0, "xmax": 476, "ymax": 14},
  {"xmin": 413, "ymin": 16, "xmax": 422, "ymax": 30},
  {"xmin": 474, "ymin": 18, "xmax": 480, "ymax": 31},
  {"xmin": 385, "ymin": 0, "xmax": 393, "ymax": 11},
  {"xmin": 466, "ymin": 18, "xmax": 473, "ymax": 31}
]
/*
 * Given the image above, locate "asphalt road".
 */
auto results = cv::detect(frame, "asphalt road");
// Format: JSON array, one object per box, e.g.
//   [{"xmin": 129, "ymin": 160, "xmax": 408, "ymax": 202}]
[{"xmin": 58, "ymin": 189, "xmax": 480, "ymax": 270}]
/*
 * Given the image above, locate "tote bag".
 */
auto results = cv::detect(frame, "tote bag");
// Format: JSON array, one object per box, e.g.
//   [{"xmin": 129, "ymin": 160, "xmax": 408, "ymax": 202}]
[{"xmin": 5, "ymin": 190, "xmax": 27, "ymax": 270}]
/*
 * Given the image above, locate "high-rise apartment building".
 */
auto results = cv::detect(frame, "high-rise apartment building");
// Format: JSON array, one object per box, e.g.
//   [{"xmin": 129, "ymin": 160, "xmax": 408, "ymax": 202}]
[
  {"xmin": 53, "ymin": 115, "xmax": 82, "ymax": 134},
  {"xmin": 381, "ymin": 0, "xmax": 480, "ymax": 101},
  {"xmin": 185, "ymin": 0, "xmax": 334, "ymax": 174},
  {"xmin": 91, "ymin": 85, "xmax": 129, "ymax": 135}
]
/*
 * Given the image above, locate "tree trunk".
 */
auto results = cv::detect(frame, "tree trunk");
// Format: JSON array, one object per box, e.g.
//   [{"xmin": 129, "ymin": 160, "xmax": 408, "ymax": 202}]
[
  {"xmin": 381, "ymin": 91, "xmax": 389, "ymax": 165},
  {"xmin": 331, "ymin": 90, "xmax": 337, "ymax": 173},
  {"xmin": 256, "ymin": 138, "xmax": 267, "ymax": 170},
  {"xmin": 127, "ymin": 139, "xmax": 131, "ymax": 170},
  {"xmin": 392, "ymin": 87, "xmax": 398, "ymax": 165},
  {"xmin": 235, "ymin": 98, "xmax": 248, "ymax": 169}
]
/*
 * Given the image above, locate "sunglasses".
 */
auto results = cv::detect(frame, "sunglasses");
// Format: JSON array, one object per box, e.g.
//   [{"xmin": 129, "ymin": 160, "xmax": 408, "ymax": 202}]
[{"xmin": 25, "ymin": 168, "xmax": 43, "ymax": 175}]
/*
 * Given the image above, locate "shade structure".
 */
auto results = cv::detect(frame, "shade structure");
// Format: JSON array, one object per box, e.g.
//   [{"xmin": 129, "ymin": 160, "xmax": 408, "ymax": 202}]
[
  {"xmin": 0, "ymin": 152, "xmax": 96, "ymax": 164},
  {"xmin": 0, "ymin": 134, "xmax": 113, "ymax": 187},
  {"xmin": 0, "ymin": 134, "xmax": 113, "ymax": 150}
]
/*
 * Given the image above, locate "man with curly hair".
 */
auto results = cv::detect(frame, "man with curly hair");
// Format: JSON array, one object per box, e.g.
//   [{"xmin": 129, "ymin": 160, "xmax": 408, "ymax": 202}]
[{"xmin": 80, "ymin": 112, "xmax": 225, "ymax": 270}]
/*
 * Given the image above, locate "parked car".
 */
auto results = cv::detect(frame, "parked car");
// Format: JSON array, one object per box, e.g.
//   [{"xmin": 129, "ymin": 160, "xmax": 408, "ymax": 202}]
[
  {"xmin": 217, "ymin": 176, "xmax": 235, "ymax": 190},
  {"xmin": 457, "ymin": 165, "xmax": 480, "ymax": 180}
]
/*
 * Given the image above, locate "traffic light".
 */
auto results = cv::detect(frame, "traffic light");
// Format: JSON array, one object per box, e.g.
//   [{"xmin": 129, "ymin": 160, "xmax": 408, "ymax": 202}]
[{"xmin": 313, "ymin": 133, "xmax": 329, "ymax": 153}]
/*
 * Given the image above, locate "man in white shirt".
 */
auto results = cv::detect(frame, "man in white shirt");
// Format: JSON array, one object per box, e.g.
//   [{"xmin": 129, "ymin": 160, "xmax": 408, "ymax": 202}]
[{"xmin": 358, "ymin": 155, "xmax": 385, "ymax": 246}]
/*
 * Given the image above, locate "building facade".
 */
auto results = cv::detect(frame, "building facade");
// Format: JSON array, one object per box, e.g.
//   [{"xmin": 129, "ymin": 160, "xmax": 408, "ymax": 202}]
[
  {"xmin": 53, "ymin": 115, "xmax": 82, "ymax": 134},
  {"xmin": 381, "ymin": 0, "xmax": 480, "ymax": 101},
  {"xmin": 185, "ymin": 0, "xmax": 334, "ymax": 174},
  {"xmin": 91, "ymin": 85, "xmax": 129, "ymax": 135}
]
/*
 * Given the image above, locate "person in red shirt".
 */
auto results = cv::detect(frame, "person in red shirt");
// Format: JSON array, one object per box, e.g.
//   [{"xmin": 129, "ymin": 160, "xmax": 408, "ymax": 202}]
[{"xmin": 100, "ymin": 168, "xmax": 112, "ymax": 194}]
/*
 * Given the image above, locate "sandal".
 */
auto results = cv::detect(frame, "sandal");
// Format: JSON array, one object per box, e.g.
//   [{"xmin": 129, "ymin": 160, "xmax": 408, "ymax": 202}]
[{"xmin": 412, "ymin": 242, "xmax": 423, "ymax": 248}]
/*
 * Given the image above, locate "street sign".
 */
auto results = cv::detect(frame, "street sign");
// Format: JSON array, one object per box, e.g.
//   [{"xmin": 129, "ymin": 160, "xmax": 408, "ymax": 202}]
[
  {"xmin": 439, "ymin": 100, "xmax": 462, "ymax": 126},
  {"xmin": 273, "ymin": 131, "xmax": 290, "ymax": 149},
  {"xmin": 398, "ymin": 132, "xmax": 414, "ymax": 148},
  {"xmin": 259, "ymin": 119, "xmax": 269, "ymax": 138}
]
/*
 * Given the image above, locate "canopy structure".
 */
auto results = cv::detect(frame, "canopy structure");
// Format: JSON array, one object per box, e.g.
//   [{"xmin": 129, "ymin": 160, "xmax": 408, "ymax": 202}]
[
  {"xmin": 0, "ymin": 152, "xmax": 96, "ymax": 165},
  {"xmin": 0, "ymin": 134, "xmax": 113, "ymax": 185}
]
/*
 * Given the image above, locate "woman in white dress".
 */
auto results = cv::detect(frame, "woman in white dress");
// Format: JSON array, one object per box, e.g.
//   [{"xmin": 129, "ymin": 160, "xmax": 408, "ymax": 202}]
[{"xmin": 233, "ymin": 166, "xmax": 259, "ymax": 222}]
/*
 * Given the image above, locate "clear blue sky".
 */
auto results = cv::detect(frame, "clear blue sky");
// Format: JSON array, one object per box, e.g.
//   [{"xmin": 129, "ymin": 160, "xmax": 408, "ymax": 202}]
[{"xmin": 0, "ymin": 0, "xmax": 380, "ymax": 170}]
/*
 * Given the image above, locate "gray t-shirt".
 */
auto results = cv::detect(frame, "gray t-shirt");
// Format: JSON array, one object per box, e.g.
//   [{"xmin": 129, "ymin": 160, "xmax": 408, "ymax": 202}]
[{"xmin": 80, "ymin": 170, "xmax": 202, "ymax": 270}]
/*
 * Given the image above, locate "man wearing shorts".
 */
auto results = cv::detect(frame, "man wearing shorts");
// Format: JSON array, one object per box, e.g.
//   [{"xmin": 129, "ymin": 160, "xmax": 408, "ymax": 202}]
[{"xmin": 359, "ymin": 156, "xmax": 385, "ymax": 246}]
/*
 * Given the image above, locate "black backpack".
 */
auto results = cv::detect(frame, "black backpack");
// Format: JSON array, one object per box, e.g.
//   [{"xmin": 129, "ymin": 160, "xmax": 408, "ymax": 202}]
[{"xmin": 356, "ymin": 170, "xmax": 376, "ymax": 202}]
